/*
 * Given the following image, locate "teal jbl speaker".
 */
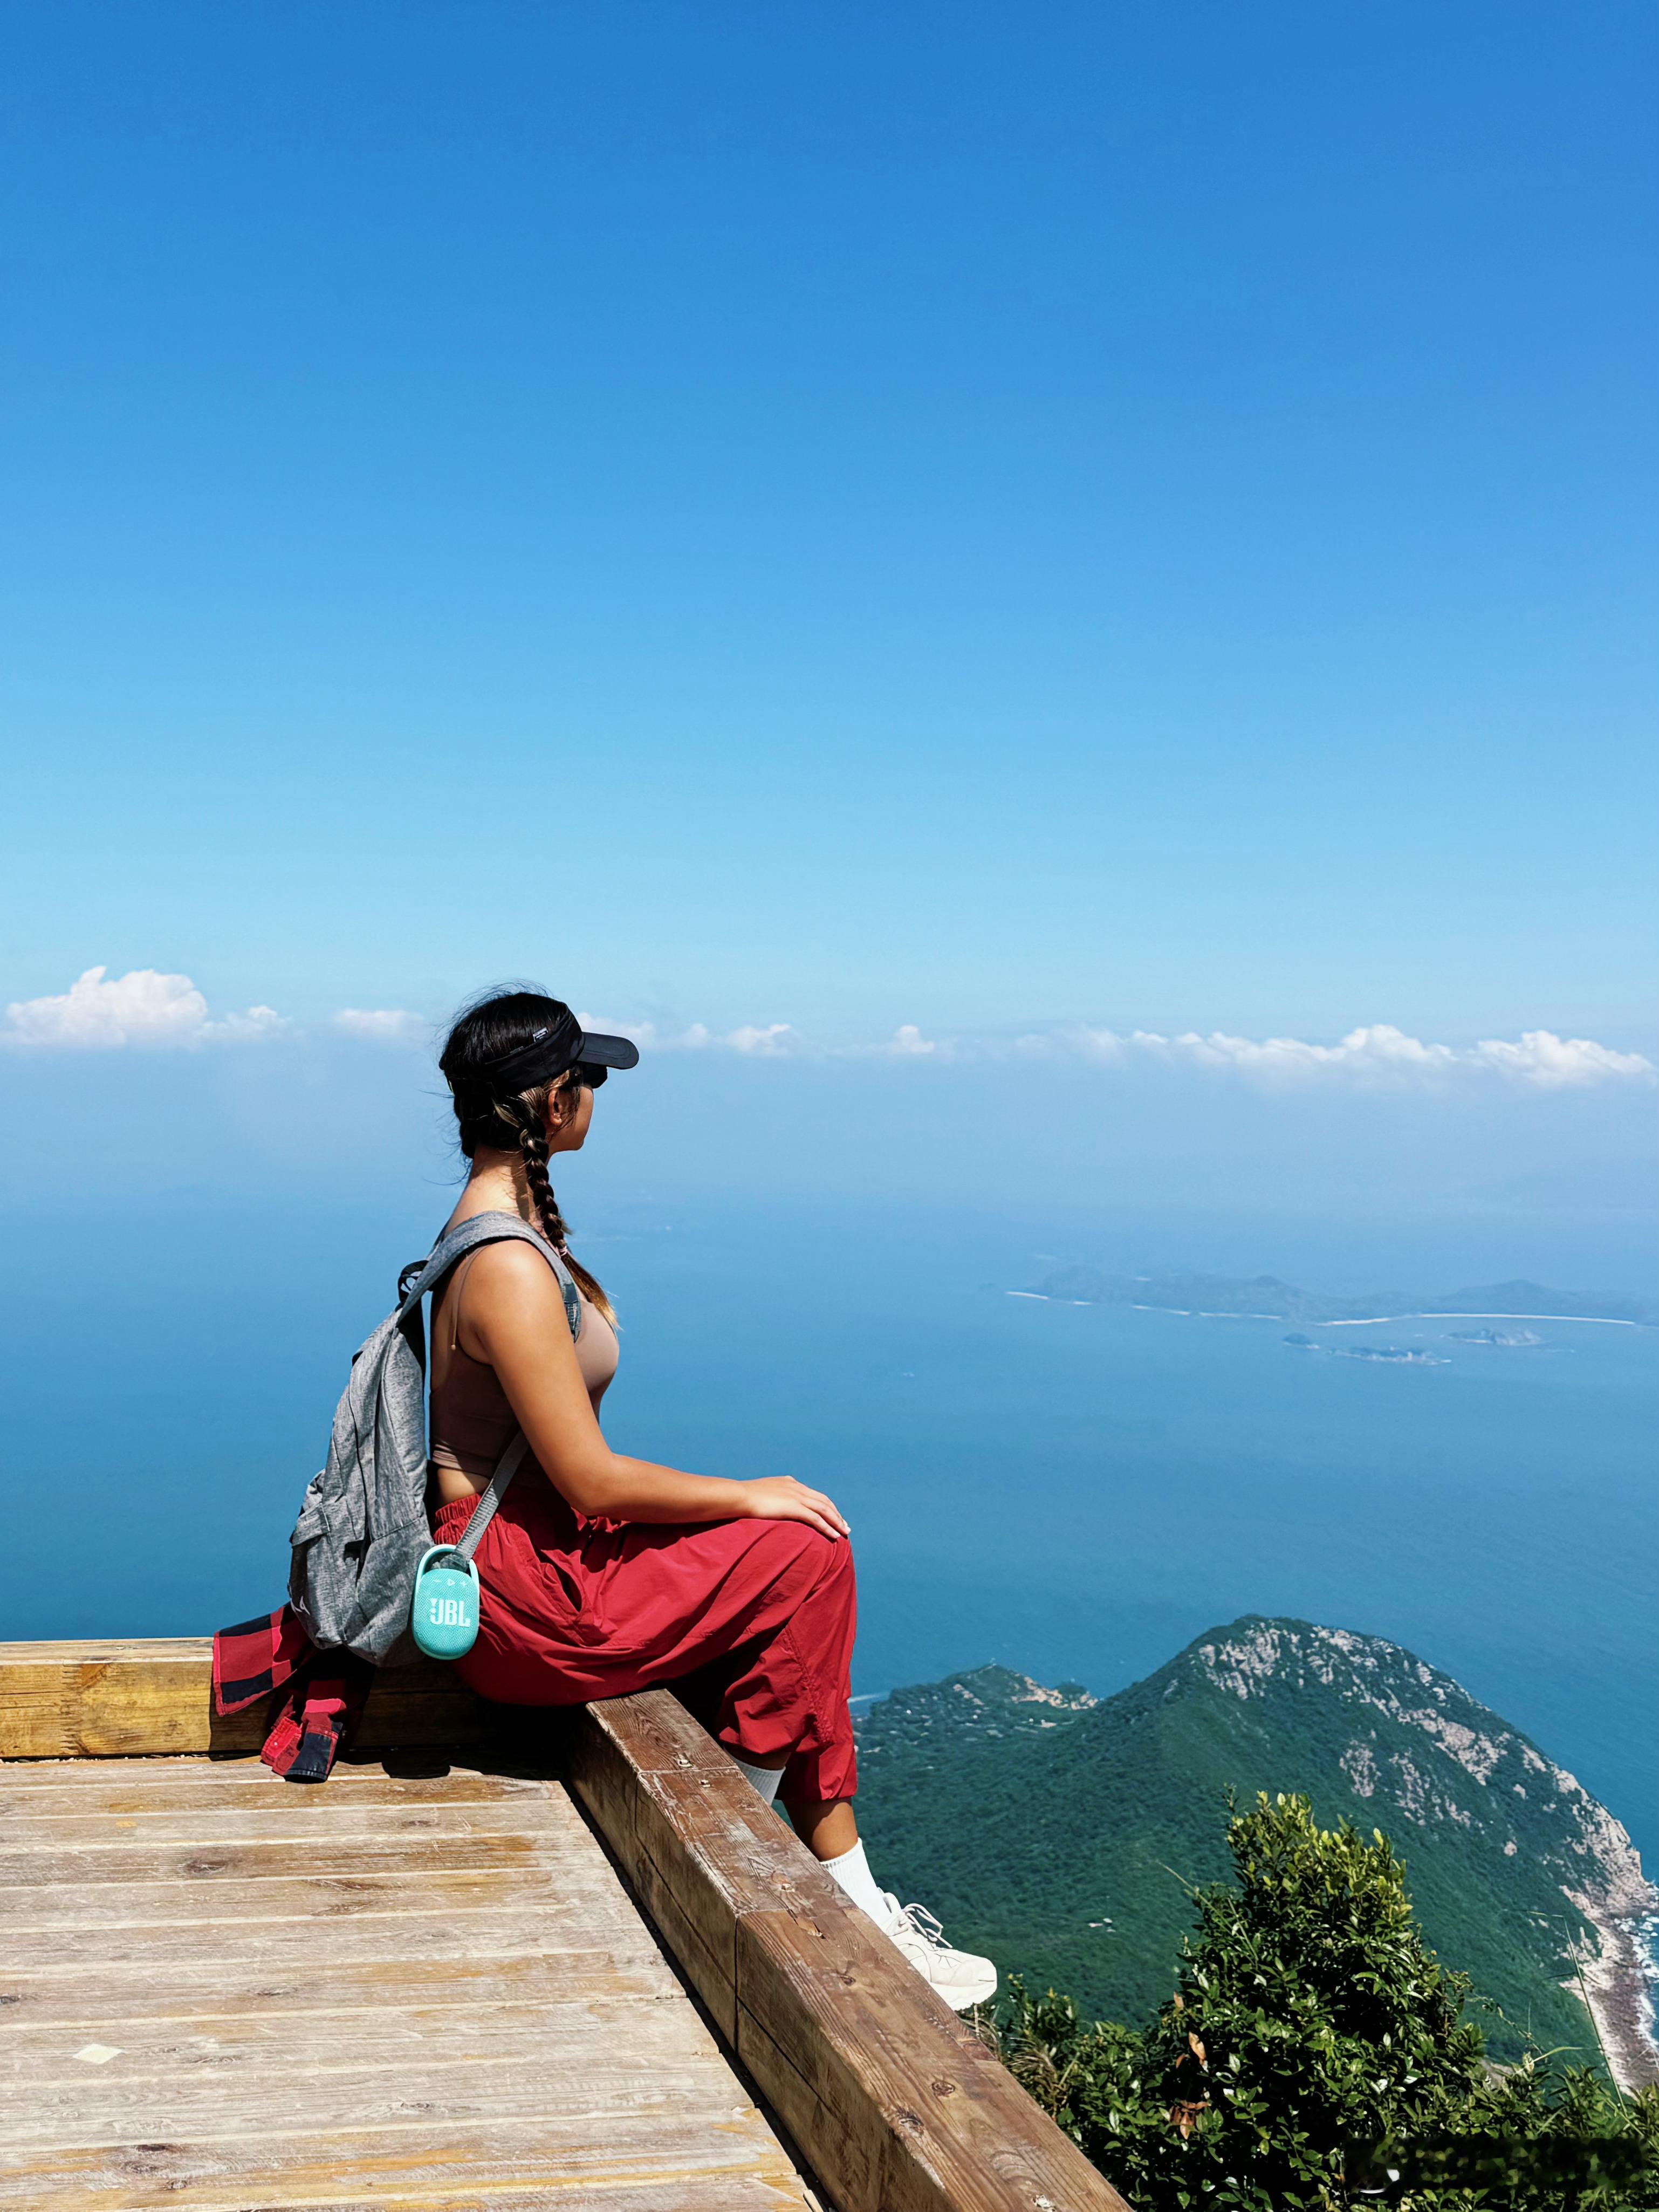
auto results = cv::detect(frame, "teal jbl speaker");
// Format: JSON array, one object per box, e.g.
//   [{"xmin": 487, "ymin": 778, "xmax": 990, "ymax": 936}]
[{"xmin": 410, "ymin": 1545, "xmax": 481, "ymax": 1660}]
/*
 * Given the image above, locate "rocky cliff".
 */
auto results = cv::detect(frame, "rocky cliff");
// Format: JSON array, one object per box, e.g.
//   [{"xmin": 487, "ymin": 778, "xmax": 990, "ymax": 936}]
[{"xmin": 855, "ymin": 1616, "xmax": 1658, "ymax": 2081}]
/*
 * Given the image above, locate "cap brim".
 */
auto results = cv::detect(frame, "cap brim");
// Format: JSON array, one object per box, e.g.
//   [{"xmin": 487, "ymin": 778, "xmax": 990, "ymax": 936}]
[{"xmin": 574, "ymin": 1030, "xmax": 641, "ymax": 1071}]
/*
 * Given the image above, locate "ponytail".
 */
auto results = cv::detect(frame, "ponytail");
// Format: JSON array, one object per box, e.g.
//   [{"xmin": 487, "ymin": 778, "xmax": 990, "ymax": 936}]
[{"xmin": 506, "ymin": 1095, "xmax": 615, "ymax": 1325}]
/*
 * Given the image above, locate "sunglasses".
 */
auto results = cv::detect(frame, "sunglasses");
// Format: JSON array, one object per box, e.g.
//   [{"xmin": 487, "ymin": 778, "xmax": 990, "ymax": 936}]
[{"xmin": 573, "ymin": 1062, "xmax": 609, "ymax": 1090}]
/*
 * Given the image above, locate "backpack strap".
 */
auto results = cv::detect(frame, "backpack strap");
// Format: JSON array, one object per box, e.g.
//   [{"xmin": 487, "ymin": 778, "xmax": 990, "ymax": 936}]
[
  {"xmin": 448, "ymin": 1429, "xmax": 532, "ymax": 1565},
  {"xmin": 396, "ymin": 1211, "xmax": 583, "ymax": 1342},
  {"xmin": 399, "ymin": 1212, "xmax": 585, "ymax": 1580}
]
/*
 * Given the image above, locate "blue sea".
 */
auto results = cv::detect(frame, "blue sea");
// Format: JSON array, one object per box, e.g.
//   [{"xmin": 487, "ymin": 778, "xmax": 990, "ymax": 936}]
[{"xmin": 8, "ymin": 1189, "xmax": 1657, "ymax": 1887}]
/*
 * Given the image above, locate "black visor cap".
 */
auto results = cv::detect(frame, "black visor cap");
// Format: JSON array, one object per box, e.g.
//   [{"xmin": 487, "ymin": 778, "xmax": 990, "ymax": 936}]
[
  {"xmin": 476, "ymin": 1014, "xmax": 640, "ymax": 1095},
  {"xmin": 572, "ymin": 1029, "xmax": 641, "ymax": 1071}
]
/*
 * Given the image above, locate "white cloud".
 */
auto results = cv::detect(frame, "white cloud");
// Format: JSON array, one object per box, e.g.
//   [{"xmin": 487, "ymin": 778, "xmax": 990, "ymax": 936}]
[
  {"xmin": 10, "ymin": 974, "xmax": 1647, "ymax": 1094},
  {"xmin": 726, "ymin": 1023, "xmax": 797, "ymax": 1057},
  {"xmin": 1468, "ymin": 1031, "xmax": 1655, "ymax": 1090},
  {"xmin": 887, "ymin": 1023, "xmax": 939, "ymax": 1057},
  {"xmin": 614, "ymin": 1017, "xmax": 937, "ymax": 1062},
  {"xmin": 575, "ymin": 1015, "xmax": 709, "ymax": 1052},
  {"xmin": 549, "ymin": 1012, "xmax": 1659, "ymax": 1085},
  {"xmin": 1128, "ymin": 1023, "xmax": 1462, "ymax": 1083},
  {"xmin": 215, "ymin": 1006, "xmax": 290, "ymax": 1041},
  {"xmin": 1012, "ymin": 1022, "xmax": 1653, "ymax": 1090},
  {"xmin": 577, "ymin": 1013, "xmax": 798, "ymax": 1056},
  {"xmin": 845, "ymin": 1023, "xmax": 944, "ymax": 1059},
  {"xmin": 332, "ymin": 1008, "xmax": 425, "ymax": 1043},
  {"xmin": 2, "ymin": 967, "xmax": 289, "ymax": 1050}
]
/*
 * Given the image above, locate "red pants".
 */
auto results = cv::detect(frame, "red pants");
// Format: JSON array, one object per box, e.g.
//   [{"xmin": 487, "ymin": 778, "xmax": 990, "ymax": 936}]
[{"xmin": 431, "ymin": 1480, "xmax": 859, "ymax": 1803}]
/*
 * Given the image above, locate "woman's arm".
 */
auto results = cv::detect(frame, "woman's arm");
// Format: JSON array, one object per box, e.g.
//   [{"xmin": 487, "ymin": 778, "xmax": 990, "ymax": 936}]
[{"xmin": 458, "ymin": 1241, "xmax": 849, "ymax": 1542}]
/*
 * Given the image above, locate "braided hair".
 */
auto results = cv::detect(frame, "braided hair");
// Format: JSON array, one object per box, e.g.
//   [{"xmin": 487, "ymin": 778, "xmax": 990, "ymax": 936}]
[{"xmin": 439, "ymin": 987, "xmax": 615, "ymax": 1324}]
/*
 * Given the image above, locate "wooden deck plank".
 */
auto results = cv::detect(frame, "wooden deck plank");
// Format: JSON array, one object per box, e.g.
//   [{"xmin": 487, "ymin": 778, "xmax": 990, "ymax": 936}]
[
  {"xmin": 0, "ymin": 1750, "xmax": 812, "ymax": 2212},
  {"xmin": 3, "ymin": 2063, "xmax": 780, "ymax": 2146},
  {"xmin": 8, "ymin": 1911, "xmax": 673, "ymax": 1974},
  {"xmin": 0, "ymin": 1833, "xmax": 573, "ymax": 1887},
  {"xmin": 1, "ymin": 1780, "xmax": 608, "ymax": 1848},
  {"xmin": 0, "ymin": 1830, "xmax": 570, "ymax": 1883},
  {"xmin": 0, "ymin": 1996, "xmax": 712, "ymax": 2077},
  {"xmin": 0, "ymin": 1949, "xmax": 681, "ymax": 2025},
  {"xmin": 0, "ymin": 2147, "xmax": 806, "ymax": 2212},
  {"xmin": 0, "ymin": 1763, "xmax": 506, "ymax": 1802},
  {"xmin": 0, "ymin": 1764, "xmax": 558, "ymax": 1813},
  {"xmin": 0, "ymin": 1840, "xmax": 619, "ymax": 1911},
  {"xmin": 0, "ymin": 1751, "xmax": 517, "ymax": 1787},
  {"xmin": 0, "ymin": 1765, "xmax": 549, "ymax": 1804},
  {"xmin": 0, "ymin": 2182, "xmax": 803, "ymax": 2212},
  {"xmin": 0, "ymin": 1799, "xmax": 585, "ymax": 1848},
  {"xmin": 0, "ymin": 2120, "xmax": 806, "ymax": 2211},
  {"xmin": 5, "ymin": 1885, "xmax": 646, "ymax": 1941}
]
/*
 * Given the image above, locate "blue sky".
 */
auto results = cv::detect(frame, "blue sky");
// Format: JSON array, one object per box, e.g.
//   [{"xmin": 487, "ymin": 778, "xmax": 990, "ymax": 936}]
[{"xmin": 1, "ymin": 2, "xmax": 1654, "ymax": 1278}]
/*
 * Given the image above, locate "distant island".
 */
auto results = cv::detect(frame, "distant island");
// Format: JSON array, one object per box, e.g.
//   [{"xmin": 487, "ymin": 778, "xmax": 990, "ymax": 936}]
[
  {"xmin": 855, "ymin": 1618, "xmax": 1659, "ymax": 2088},
  {"xmin": 1020, "ymin": 1266, "xmax": 1656, "ymax": 1328},
  {"xmin": 1283, "ymin": 1332, "xmax": 1446, "ymax": 1364}
]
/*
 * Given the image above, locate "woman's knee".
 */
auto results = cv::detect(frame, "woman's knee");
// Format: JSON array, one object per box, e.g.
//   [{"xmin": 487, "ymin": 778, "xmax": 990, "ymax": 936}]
[
  {"xmin": 750, "ymin": 1517, "xmax": 855, "ymax": 1592},
  {"xmin": 793, "ymin": 1524, "xmax": 857, "ymax": 1615},
  {"xmin": 822, "ymin": 1528, "xmax": 856, "ymax": 1591}
]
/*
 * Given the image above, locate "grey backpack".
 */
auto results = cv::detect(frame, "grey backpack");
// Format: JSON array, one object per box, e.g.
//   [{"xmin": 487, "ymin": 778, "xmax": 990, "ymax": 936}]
[{"xmin": 287, "ymin": 1210, "xmax": 582, "ymax": 1665}]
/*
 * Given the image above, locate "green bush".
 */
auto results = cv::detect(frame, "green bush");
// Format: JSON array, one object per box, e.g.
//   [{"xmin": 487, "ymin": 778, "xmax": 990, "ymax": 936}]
[{"xmin": 986, "ymin": 1793, "xmax": 1659, "ymax": 2210}]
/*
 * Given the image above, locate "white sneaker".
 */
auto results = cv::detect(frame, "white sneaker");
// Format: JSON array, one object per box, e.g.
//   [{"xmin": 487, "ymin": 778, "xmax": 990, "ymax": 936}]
[{"xmin": 876, "ymin": 1891, "xmax": 998, "ymax": 2011}]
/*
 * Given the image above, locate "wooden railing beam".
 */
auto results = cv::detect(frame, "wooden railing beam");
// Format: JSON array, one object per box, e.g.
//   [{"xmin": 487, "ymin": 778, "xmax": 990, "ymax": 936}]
[
  {"xmin": 0, "ymin": 1637, "xmax": 481, "ymax": 1758},
  {"xmin": 571, "ymin": 1689, "xmax": 1127, "ymax": 2212}
]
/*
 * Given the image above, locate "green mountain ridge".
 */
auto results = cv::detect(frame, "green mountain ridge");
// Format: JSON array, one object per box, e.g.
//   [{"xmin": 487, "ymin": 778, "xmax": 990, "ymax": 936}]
[
  {"xmin": 854, "ymin": 1616, "xmax": 1658, "ymax": 2067},
  {"xmin": 1031, "ymin": 1268, "xmax": 1658, "ymax": 1326}
]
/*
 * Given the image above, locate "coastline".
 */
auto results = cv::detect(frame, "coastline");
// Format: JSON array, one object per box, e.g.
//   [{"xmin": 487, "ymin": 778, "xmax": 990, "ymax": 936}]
[
  {"xmin": 1321, "ymin": 1312, "xmax": 1640, "ymax": 1329},
  {"xmin": 1572, "ymin": 1899, "xmax": 1659, "ymax": 2094},
  {"xmin": 1006, "ymin": 1290, "xmax": 1644, "ymax": 1329}
]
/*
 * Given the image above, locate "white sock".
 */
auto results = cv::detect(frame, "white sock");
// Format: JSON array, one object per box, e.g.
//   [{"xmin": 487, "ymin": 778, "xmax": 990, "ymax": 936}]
[
  {"xmin": 820, "ymin": 1839, "xmax": 891, "ymax": 1926},
  {"xmin": 731, "ymin": 1756, "xmax": 784, "ymax": 1806}
]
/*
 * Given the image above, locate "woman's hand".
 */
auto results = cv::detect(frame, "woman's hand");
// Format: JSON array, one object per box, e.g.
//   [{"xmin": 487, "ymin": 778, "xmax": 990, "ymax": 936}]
[{"xmin": 737, "ymin": 1477, "xmax": 850, "ymax": 1542}]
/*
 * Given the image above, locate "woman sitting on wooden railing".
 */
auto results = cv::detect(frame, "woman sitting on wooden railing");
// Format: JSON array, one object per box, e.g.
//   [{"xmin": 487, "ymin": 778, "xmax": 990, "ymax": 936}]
[{"xmin": 427, "ymin": 985, "xmax": 996, "ymax": 2012}]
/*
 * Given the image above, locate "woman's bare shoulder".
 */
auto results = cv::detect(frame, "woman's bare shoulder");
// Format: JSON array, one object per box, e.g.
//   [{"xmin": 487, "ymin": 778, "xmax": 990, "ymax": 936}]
[
  {"xmin": 464, "ymin": 1235, "xmax": 562, "ymax": 1295},
  {"xmin": 455, "ymin": 1237, "xmax": 570, "ymax": 1360}
]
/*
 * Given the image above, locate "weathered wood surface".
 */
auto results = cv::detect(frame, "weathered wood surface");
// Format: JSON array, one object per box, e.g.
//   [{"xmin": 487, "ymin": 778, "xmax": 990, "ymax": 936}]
[
  {"xmin": 0, "ymin": 1639, "xmax": 479, "ymax": 1757},
  {"xmin": 1, "ymin": 1641, "xmax": 1133, "ymax": 2212},
  {"xmin": 0, "ymin": 1752, "xmax": 812, "ymax": 2210}
]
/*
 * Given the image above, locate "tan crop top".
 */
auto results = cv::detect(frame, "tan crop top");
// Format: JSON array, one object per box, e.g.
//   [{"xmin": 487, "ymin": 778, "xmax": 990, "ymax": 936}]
[{"xmin": 428, "ymin": 1246, "xmax": 619, "ymax": 1483}]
